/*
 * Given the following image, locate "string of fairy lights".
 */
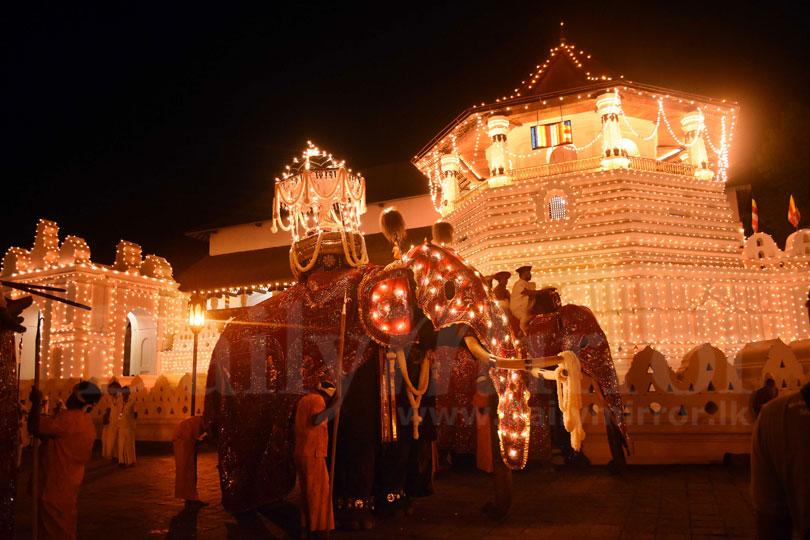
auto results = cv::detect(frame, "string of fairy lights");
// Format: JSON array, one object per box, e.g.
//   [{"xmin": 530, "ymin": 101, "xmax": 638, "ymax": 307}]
[
  {"xmin": 402, "ymin": 242, "xmax": 532, "ymax": 468},
  {"xmin": 406, "ymin": 41, "xmax": 782, "ymax": 378},
  {"xmin": 418, "ymin": 87, "xmax": 736, "ymax": 212},
  {"xmin": 415, "ymin": 34, "xmax": 738, "ymax": 211},
  {"xmin": 4, "ymin": 219, "xmax": 196, "ymax": 380},
  {"xmin": 438, "ymin": 163, "xmax": 810, "ymax": 372}
]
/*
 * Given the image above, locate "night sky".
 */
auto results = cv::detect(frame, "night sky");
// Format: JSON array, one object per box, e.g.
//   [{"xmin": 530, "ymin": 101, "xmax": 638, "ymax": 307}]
[{"xmin": 2, "ymin": 1, "xmax": 809, "ymax": 272}]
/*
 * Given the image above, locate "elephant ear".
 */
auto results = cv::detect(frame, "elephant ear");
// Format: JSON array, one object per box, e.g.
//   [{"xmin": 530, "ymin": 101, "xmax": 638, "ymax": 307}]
[{"xmin": 358, "ymin": 265, "xmax": 415, "ymax": 349}]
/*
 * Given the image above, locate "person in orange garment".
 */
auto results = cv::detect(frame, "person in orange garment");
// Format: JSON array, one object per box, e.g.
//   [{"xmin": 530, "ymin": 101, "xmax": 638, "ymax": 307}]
[
  {"xmin": 295, "ymin": 378, "xmax": 339, "ymax": 539},
  {"xmin": 29, "ymin": 380, "xmax": 102, "ymax": 540},
  {"xmin": 172, "ymin": 415, "xmax": 208, "ymax": 507}
]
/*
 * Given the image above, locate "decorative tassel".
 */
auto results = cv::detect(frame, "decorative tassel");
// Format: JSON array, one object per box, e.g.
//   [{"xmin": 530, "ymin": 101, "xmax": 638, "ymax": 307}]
[
  {"xmin": 380, "ymin": 207, "xmax": 406, "ymax": 260},
  {"xmin": 431, "ymin": 220, "xmax": 454, "ymax": 246}
]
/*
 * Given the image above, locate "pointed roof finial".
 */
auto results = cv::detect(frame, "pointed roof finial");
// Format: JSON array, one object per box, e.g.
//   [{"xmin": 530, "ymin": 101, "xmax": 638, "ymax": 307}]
[{"xmin": 559, "ymin": 20, "xmax": 566, "ymax": 43}]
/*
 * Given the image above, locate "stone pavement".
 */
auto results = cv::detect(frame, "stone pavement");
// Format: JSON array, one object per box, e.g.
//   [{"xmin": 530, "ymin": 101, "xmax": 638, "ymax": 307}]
[{"xmin": 14, "ymin": 446, "xmax": 756, "ymax": 539}]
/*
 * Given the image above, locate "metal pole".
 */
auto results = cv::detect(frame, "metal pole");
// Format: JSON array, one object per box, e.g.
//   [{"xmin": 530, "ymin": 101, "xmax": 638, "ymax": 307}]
[
  {"xmin": 31, "ymin": 314, "xmax": 42, "ymax": 540},
  {"xmin": 16, "ymin": 338, "xmax": 22, "ymax": 404},
  {"xmin": 328, "ymin": 293, "xmax": 348, "ymax": 504},
  {"xmin": 190, "ymin": 330, "xmax": 199, "ymax": 417}
]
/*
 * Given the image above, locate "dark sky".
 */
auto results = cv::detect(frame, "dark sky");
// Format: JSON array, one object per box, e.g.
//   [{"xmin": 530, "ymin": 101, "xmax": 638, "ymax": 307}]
[{"xmin": 2, "ymin": 1, "xmax": 809, "ymax": 272}]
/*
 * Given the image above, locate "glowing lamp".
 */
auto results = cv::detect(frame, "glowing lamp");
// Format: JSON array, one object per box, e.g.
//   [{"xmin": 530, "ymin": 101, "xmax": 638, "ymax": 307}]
[
  {"xmin": 187, "ymin": 294, "xmax": 207, "ymax": 417},
  {"xmin": 188, "ymin": 297, "xmax": 206, "ymax": 333}
]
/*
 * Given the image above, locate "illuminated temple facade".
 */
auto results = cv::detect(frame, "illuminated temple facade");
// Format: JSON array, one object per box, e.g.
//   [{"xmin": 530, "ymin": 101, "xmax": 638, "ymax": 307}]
[
  {"xmin": 1, "ymin": 219, "xmax": 212, "ymax": 380},
  {"xmin": 413, "ymin": 37, "xmax": 810, "ymax": 373}
]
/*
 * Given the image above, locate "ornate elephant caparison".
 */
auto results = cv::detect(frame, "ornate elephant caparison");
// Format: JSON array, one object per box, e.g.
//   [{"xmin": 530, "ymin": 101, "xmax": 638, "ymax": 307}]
[
  {"xmin": 524, "ymin": 287, "xmax": 630, "ymax": 465},
  {"xmin": 203, "ymin": 239, "xmax": 582, "ymax": 511},
  {"xmin": 203, "ymin": 145, "xmax": 623, "ymax": 525}
]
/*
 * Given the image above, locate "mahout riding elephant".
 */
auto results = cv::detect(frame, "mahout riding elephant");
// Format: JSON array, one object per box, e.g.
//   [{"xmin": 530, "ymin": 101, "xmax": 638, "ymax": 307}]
[
  {"xmin": 204, "ymin": 240, "xmax": 563, "ymax": 524},
  {"xmin": 523, "ymin": 287, "xmax": 630, "ymax": 466}
]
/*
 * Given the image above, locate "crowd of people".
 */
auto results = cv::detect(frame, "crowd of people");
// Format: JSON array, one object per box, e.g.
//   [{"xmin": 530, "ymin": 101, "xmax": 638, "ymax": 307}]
[
  {"xmin": 14, "ymin": 380, "xmax": 209, "ymax": 539},
  {"xmin": 98, "ymin": 383, "xmax": 137, "ymax": 466}
]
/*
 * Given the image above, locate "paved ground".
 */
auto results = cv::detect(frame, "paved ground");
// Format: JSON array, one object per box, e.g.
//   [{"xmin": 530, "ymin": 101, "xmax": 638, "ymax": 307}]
[{"xmin": 14, "ymin": 446, "xmax": 756, "ymax": 539}]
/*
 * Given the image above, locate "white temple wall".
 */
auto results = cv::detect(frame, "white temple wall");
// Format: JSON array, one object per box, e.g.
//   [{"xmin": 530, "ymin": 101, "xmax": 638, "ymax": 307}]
[{"xmin": 448, "ymin": 167, "xmax": 810, "ymax": 378}]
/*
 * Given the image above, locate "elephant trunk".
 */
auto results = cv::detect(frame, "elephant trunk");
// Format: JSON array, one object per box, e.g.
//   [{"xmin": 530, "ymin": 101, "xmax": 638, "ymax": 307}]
[
  {"xmin": 462, "ymin": 335, "xmax": 562, "ymax": 374},
  {"xmin": 461, "ymin": 335, "xmax": 587, "ymax": 469}
]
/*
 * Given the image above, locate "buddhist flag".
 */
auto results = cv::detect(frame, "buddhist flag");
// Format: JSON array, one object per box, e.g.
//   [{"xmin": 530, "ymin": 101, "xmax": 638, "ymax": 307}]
[
  {"xmin": 531, "ymin": 120, "xmax": 573, "ymax": 149},
  {"xmin": 751, "ymin": 199, "xmax": 759, "ymax": 233},
  {"xmin": 788, "ymin": 195, "xmax": 801, "ymax": 229}
]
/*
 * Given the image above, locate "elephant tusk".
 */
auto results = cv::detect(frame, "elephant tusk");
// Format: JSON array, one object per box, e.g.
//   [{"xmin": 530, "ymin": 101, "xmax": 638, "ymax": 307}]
[{"xmin": 462, "ymin": 336, "xmax": 562, "ymax": 373}]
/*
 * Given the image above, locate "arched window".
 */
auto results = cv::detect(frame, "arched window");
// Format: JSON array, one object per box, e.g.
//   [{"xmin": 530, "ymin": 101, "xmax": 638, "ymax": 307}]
[{"xmin": 548, "ymin": 195, "xmax": 567, "ymax": 221}]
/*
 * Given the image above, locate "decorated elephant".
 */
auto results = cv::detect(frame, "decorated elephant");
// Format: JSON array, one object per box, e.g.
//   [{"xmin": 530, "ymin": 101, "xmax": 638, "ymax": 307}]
[
  {"xmin": 523, "ymin": 287, "xmax": 630, "ymax": 466},
  {"xmin": 204, "ymin": 236, "xmax": 568, "ymax": 517},
  {"xmin": 203, "ymin": 146, "xmax": 601, "ymax": 527}
]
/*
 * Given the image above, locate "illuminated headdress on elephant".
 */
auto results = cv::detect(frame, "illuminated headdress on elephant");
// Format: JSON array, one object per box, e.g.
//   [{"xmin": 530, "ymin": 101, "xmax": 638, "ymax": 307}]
[{"xmin": 270, "ymin": 141, "xmax": 369, "ymax": 277}]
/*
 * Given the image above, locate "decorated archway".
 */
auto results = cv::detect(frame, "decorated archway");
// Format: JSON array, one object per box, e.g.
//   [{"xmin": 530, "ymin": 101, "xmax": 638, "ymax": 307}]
[{"xmin": 123, "ymin": 308, "xmax": 157, "ymax": 375}]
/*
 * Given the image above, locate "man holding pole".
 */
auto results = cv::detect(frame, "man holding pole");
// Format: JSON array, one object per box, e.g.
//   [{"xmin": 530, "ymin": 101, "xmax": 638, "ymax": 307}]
[
  {"xmin": 29, "ymin": 380, "xmax": 102, "ymax": 540},
  {"xmin": 294, "ymin": 376, "xmax": 338, "ymax": 539}
]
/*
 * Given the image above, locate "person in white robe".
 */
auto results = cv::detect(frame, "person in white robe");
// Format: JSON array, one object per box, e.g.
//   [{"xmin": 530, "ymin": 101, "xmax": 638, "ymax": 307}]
[
  {"xmin": 116, "ymin": 386, "xmax": 137, "ymax": 466},
  {"xmin": 101, "ymin": 382, "xmax": 121, "ymax": 460},
  {"xmin": 510, "ymin": 265, "xmax": 539, "ymax": 332}
]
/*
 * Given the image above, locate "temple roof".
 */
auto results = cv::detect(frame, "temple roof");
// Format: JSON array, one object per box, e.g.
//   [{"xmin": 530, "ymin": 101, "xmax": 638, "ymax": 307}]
[{"xmin": 504, "ymin": 38, "xmax": 622, "ymax": 100}]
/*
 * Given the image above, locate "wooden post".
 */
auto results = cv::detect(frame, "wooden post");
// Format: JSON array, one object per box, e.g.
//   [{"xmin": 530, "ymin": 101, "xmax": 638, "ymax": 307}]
[
  {"xmin": 328, "ymin": 293, "xmax": 348, "ymax": 504},
  {"xmin": 31, "ymin": 314, "xmax": 42, "ymax": 540}
]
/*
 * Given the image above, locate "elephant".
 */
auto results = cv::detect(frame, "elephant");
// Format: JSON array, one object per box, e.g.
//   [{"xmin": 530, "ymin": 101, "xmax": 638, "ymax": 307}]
[
  {"xmin": 523, "ymin": 287, "xmax": 630, "ymax": 466},
  {"xmin": 203, "ymin": 241, "xmax": 581, "ymax": 523}
]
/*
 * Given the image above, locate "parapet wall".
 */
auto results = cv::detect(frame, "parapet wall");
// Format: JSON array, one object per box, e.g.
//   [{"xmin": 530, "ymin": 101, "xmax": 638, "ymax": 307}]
[{"xmin": 19, "ymin": 338, "xmax": 810, "ymax": 464}]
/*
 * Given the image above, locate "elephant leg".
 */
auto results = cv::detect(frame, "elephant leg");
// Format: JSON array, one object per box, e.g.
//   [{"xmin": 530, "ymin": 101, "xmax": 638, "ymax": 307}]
[
  {"xmin": 548, "ymin": 380, "xmax": 590, "ymax": 467},
  {"xmin": 603, "ymin": 407, "xmax": 627, "ymax": 472},
  {"xmin": 333, "ymin": 354, "xmax": 378, "ymax": 529},
  {"xmin": 377, "ymin": 346, "xmax": 435, "ymax": 510},
  {"xmin": 375, "ymin": 439, "xmax": 410, "ymax": 513},
  {"xmin": 482, "ymin": 392, "xmax": 512, "ymax": 521},
  {"xmin": 588, "ymin": 361, "xmax": 630, "ymax": 459},
  {"xmin": 406, "ymin": 432, "xmax": 434, "ymax": 498}
]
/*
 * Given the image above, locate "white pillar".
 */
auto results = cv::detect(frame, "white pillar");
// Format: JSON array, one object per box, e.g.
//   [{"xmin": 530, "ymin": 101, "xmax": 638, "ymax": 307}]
[
  {"xmin": 681, "ymin": 111, "xmax": 714, "ymax": 180},
  {"xmin": 485, "ymin": 116, "xmax": 512, "ymax": 187},
  {"xmin": 596, "ymin": 92, "xmax": 629, "ymax": 170},
  {"xmin": 439, "ymin": 154, "xmax": 460, "ymax": 217}
]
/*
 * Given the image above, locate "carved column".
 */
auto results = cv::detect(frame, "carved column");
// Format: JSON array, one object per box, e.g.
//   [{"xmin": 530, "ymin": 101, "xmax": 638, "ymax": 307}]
[
  {"xmin": 681, "ymin": 111, "xmax": 714, "ymax": 180},
  {"xmin": 439, "ymin": 154, "xmax": 460, "ymax": 217},
  {"xmin": 485, "ymin": 116, "xmax": 512, "ymax": 187},
  {"xmin": 596, "ymin": 92, "xmax": 629, "ymax": 170}
]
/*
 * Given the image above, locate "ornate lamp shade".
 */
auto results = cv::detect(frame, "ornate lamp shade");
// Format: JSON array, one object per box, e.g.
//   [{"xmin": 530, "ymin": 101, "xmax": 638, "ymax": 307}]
[{"xmin": 188, "ymin": 295, "xmax": 206, "ymax": 332}]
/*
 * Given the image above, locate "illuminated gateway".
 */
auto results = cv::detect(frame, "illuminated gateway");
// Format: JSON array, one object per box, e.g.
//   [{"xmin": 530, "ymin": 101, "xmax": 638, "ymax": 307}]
[{"xmin": 413, "ymin": 33, "xmax": 810, "ymax": 373}]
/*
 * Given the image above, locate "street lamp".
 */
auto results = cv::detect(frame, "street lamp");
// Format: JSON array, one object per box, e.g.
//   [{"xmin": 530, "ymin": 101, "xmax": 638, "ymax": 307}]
[{"xmin": 188, "ymin": 294, "xmax": 206, "ymax": 416}]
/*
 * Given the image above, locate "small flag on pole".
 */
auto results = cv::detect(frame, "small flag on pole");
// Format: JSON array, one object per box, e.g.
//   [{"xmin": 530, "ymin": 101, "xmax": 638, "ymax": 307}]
[
  {"xmin": 752, "ymin": 199, "xmax": 759, "ymax": 233},
  {"xmin": 788, "ymin": 195, "xmax": 801, "ymax": 229}
]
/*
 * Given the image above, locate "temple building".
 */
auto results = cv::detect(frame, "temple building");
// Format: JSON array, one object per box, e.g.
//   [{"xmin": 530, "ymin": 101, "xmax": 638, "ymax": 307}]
[
  {"xmin": 1, "ymin": 219, "xmax": 206, "ymax": 380},
  {"xmin": 412, "ymin": 34, "xmax": 810, "ymax": 373}
]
